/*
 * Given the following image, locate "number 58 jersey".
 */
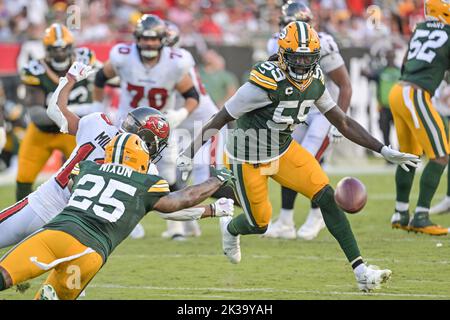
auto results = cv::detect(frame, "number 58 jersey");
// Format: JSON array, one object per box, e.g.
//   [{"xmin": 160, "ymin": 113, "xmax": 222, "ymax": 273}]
[
  {"xmin": 109, "ymin": 43, "xmax": 194, "ymax": 124},
  {"xmin": 28, "ymin": 113, "xmax": 119, "ymax": 223},
  {"xmin": 401, "ymin": 21, "xmax": 450, "ymax": 96}
]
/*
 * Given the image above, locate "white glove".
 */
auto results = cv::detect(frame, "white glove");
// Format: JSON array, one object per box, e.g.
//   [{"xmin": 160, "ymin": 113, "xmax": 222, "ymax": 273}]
[
  {"xmin": 328, "ymin": 126, "xmax": 343, "ymax": 144},
  {"xmin": 163, "ymin": 108, "xmax": 189, "ymax": 129},
  {"xmin": 380, "ymin": 145, "xmax": 420, "ymax": 172},
  {"xmin": 0, "ymin": 126, "xmax": 6, "ymax": 153},
  {"xmin": 66, "ymin": 61, "xmax": 95, "ymax": 82},
  {"xmin": 211, "ymin": 198, "xmax": 234, "ymax": 217},
  {"xmin": 176, "ymin": 153, "xmax": 193, "ymax": 181}
]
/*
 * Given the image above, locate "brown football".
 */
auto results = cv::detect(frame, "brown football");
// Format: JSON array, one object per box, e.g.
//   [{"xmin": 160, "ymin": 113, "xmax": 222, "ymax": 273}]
[{"xmin": 334, "ymin": 177, "xmax": 367, "ymax": 214}]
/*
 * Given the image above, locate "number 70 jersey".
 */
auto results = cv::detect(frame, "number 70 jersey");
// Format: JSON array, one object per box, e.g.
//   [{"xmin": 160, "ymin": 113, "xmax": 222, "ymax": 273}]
[
  {"xmin": 401, "ymin": 21, "xmax": 450, "ymax": 96},
  {"xmin": 28, "ymin": 113, "xmax": 119, "ymax": 223}
]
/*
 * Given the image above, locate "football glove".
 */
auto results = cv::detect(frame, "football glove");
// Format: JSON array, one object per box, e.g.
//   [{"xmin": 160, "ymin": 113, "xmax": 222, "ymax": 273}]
[
  {"xmin": 66, "ymin": 61, "xmax": 95, "ymax": 82},
  {"xmin": 0, "ymin": 126, "xmax": 6, "ymax": 154},
  {"xmin": 210, "ymin": 166, "xmax": 236, "ymax": 188},
  {"xmin": 328, "ymin": 126, "xmax": 343, "ymax": 144},
  {"xmin": 163, "ymin": 108, "xmax": 189, "ymax": 129},
  {"xmin": 211, "ymin": 198, "xmax": 234, "ymax": 217},
  {"xmin": 380, "ymin": 145, "xmax": 420, "ymax": 172}
]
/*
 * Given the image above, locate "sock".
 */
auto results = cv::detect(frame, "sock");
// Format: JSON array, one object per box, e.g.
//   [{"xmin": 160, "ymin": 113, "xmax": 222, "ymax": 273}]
[
  {"xmin": 0, "ymin": 271, "xmax": 5, "ymax": 290},
  {"xmin": 16, "ymin": 182, "xmax": 32, "ymax": 201},
  {"xmin": 281, "ymin": 186, "xmax": 297, "ymax": 210},
  {"xmin": 278, "ymin": 208, "xmax": 294, "ymax": 225},
  {"xmin": 447, "ymin": 162, "xmax": 450, "ymax": 197},
  {"xmin": 313, "ymin": 185, "xmax": 361, "ymax": 263},
  {"xmin": 395, "ymin": 201, "xmax": 409, "ymax": 212},
  {"xmin": 227, "ymin": 214, "xmax": 266, "ymax": 235},
  {"xmin": 416, "ymin": 161, "xmax": 446, "ymax": 210},
  {"xmin": 395, "ymin": 165, "xmax": 416, "ymax": 203},
  {"xmin": 311, "ymin": 200, "xmax": 319, "ymax": 209},
  {"xmin": 353, "ymin": 261, "xmax": 367, "ymax": 277}
]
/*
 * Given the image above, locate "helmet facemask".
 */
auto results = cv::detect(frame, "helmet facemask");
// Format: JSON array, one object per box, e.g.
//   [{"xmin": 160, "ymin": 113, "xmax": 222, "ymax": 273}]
[
  {"xmin": 134, "ymin": 14, "xmax": 168, "ymax": 60},
  {"xmin": 279, "ymin": 47, "xmax": 320, "ymax": 82},
  {"xmin": 46, "ymin": 44, "xmax": 73, "ymax": 71}
]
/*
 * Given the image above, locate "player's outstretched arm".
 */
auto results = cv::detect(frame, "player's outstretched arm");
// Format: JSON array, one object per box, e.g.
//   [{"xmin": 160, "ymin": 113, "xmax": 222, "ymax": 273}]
[
  {"xmin": 47, "ymin": 62, "xmax": 94, "ymax": 135},
  {"xmin": 153, "ymin": 167, "xmax": 236, "ymax": 213},
  {"xmin": 93, "ymin": 60, "xmax": 116, "ymax": 103},
  {"xmin": 324, "ymin": 105, "xmax": 420, "ymax": 171}
]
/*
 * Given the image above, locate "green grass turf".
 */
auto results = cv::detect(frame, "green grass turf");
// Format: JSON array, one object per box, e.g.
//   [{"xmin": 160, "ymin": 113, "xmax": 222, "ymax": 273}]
[{"xmin": 1, "ymin": 172, "xmax": 450, "ymax": 300}]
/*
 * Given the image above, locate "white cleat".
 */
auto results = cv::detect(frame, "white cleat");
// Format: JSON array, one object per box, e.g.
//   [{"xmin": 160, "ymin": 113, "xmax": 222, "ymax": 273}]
[
  {"xmin": 129, "ymin": 223, "xmax": 145, "ymax": 239},
  {"xmin": 262, "ymin": 219, "xmax": 296, "ymax": 239},
  {"xmin": 38, "ymin": 284, "xmax": 59, "ymax": 300},
  {"xmin": 430, "ymin": 197, "xmax": 450, "ymax": 215},
  {"xmin": 220, "ymin": 216, "xmax": 241, "ymax": 264},
  {"xmin": 355, "ymin": 265, "xmax": 392, "ymax": 292},
  {"xmin": 183, "ymin": 220, "xmax": 202, "ymax": 237},
  {"xmin": 162, "ymin": 220, "xmax": 186, "ymax": 241},
  {"xmin": 297, "ymin": 208, "xmax": 326, "ymax": 240}
]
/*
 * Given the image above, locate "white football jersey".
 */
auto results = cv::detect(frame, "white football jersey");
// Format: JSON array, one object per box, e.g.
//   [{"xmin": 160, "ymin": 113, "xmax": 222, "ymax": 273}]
[
  {"xmin": 110, "ymin": 43, "xmax": 195, "ymax": 124},
  {"xmin": 266, "ymin": 31, "xmax": 345, "ymax": 104},
  {"xmin": 29, "ymin": 113, "xmax": 119, "ymax": 222}
]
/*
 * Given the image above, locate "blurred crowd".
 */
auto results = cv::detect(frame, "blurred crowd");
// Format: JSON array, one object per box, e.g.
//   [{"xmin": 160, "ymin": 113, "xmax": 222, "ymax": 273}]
[{"xmin": 0, "ymin": 0, "xmax": 425, "ymax": 49}]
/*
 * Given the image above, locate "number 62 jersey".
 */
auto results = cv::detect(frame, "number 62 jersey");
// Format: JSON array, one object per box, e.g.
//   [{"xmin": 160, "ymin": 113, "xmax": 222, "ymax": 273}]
[
  {"xmin": 28, "ymin": 112, "xmax": 119, "ymax": 223},
  {"xmin": 401, "ymin": 20, "xmax": 450, "ymax": 96}
]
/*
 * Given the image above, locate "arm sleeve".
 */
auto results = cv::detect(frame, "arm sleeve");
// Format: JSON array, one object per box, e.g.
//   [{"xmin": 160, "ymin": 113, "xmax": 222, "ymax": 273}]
[
  {"xmin": 315, "ymin": 88, "xmax": 337, "ymax": 114},
  {"xmin": 224, "ymin": 82, "xmax": 272, "ymax": 119},
  {"xmin": 155, "ymin": 207, "xmax": 206, "ymax": 221},
  {"xmin": 320, "ymin": 52, "xmax": 345, "ymax": 74}
]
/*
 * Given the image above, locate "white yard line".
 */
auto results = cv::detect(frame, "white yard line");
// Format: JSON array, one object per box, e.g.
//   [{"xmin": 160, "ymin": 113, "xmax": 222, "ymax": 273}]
[{"xmin": 89, "ymin": 283, "xmax": 449, "ymax": 299}]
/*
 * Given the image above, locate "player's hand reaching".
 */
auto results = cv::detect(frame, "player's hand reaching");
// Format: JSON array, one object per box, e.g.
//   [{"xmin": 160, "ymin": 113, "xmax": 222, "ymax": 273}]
[
  {"xmin": 211, "ymin": 198, "xmax": 234, "ymax": 217},
  {"xmin": 380, "ymin": 145, "xmax": 420, "ymax": 172},
  {"xmin": 163, "ymin": 108, "xmax": 189, "ymax": 129},
  {"xmin": 328, "ymin": 126, "xmax": 343, "ymax": 144},
  {"xmin": 210, "ymin": 166, "xmax": 236, "ymax": 188},
  {"xmin": 66, "ymin": 61, "xmax": 95, "ymax": 82}
]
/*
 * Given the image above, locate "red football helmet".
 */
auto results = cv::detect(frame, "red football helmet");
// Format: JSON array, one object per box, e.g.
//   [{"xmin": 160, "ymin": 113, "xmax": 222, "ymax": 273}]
[{"xmin": 121, "ymin": 107, "xmax": 170, "ymax": 161}]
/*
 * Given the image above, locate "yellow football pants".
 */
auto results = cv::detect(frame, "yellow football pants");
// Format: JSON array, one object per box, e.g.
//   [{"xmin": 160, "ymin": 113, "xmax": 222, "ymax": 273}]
[
  {"xmin": 389, "ymin": 83, "xmax": 449, "ymax": 159},
  {"xmin": 226, "ymin": 141, "xmax": 329, "ymax": 228},
  {"xmin": 16, "ymin": 123, "xmax": 76, "ymax": 184},
  {"xmin": 0, "ymin": 229, "xmax": 103, "ymax": 300}
]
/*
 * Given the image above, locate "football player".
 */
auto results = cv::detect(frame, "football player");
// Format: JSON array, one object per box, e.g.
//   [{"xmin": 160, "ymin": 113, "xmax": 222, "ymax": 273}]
[
  {"xmin": 264, "ymin": 1, "xmax": 353, "ymax": 241},
  {"xmin": 0, "ymin": 62, "xmax": 226, "ymax": 249},
  {"xmin": 162, "ymin": 19, "xmax": 234, "ymax": 240},
  {"xmin": 389, "ymin": 0, "xmax": 450, "ymax": 235},
  {"xmin": 17, "ymin": 23, "xmax": 101, "ymax": 201},
  {"xmin": 0, "ymin": 132, "xmax": 235, "ymax": 300},
  {"xmin": 179, "ymin": 21, "xmax": 420, "ymax": 291}
]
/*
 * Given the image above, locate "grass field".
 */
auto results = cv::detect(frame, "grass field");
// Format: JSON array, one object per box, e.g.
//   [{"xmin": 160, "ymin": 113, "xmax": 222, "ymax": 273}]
[{"xmin": 1, "ymin": 170, "xmax": 450, "ymax": 300}]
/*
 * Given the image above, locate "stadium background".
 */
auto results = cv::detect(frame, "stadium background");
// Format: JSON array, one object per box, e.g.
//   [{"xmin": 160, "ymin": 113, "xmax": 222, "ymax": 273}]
[{"xmin": 2, "ymin": 0, "xmax": 450, "ymax": 301}]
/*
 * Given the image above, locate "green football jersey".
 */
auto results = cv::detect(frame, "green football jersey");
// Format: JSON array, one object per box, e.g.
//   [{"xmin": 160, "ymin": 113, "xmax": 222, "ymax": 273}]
[
  {"xmin": 225, "ymin": 60, "xmax": 329, "ymax": 163},
  {"xmin": 401, "ymin": 21, "xmax": 450, "ymax": 95},
  {"xmin": 45, "ymin": 161, "xmax": 169, "ymax": 263},
  {"xmin": 20, "ymin": 47, "xmax": 95, "ymax": 132}
]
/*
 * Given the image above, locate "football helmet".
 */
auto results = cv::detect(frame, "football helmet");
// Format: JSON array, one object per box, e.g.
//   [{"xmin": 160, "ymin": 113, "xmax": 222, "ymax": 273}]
[
  {"xmin": 425, "ymin": 0, "xmax": 450, "ymax": 24},
  {"xmin": 121, "ymin": 107, "xmax": 170, "ymax": 161},
  {"xmin": 104, "ymin": 133, "xmax": 150, "ymax": 174},
  {"xmin": 280, "ymin": 1, "xmax": 314, "ymax": 27},
  {"xmin": 43, "ymin": 23, "xmax": 74, "ymax": 71},
  {"xmin": 134, "ymin": 14, "xmax": 167, "ymax": 59},
  {"xmin": 165, "ymin": 20, "xmax": 180, "ymax": 47},
  {"xmin": 277, "ymin": 21, "xmax": 321, "ymax": 82}
]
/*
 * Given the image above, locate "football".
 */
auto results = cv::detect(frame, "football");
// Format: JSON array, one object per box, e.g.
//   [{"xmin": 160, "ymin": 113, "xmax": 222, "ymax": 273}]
[{"xmin": 334, "ymin": 177, "xmax": 367, "ymax": 214}]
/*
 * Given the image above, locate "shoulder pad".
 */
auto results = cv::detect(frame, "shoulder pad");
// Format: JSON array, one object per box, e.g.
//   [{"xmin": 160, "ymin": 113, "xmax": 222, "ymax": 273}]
[
  {"xmin": 21, "ymin": 60, "xmax": 45, "ymax": 85},
  {"xmin": 249, "ymin": 61, "xmax": 285, "ymax": 91},
  {"xmin": 170, "ymin": 47, "xmax": 195, "ymax": 71},
  {"xmin": 109, "ymin": 43, "xmax": 132, "ymax": 67},
  {"xmin": 318, "ymin": 32, "xmax": 340, "ymax": 56},
  {"xmin": 147, "ymin": 177, "xmax": 170, "ymax": 193},
  {"xmin": 75, "ymin": 47, "xmax": 96, "ymax": 66}
]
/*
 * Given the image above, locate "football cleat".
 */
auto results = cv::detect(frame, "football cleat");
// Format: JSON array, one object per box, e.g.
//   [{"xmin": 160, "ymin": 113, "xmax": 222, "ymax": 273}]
[
  {"xmin": 262, "ymin": 219, "xmax": 296, "ymax": 240},
  {"xmin": 129, "ymin": 223, "xmax": 145, "ymax": 239},
  {"xmin": 162, "ymin": 220, "xmax": 186, "ymax": 241},
  {"xmin": 220, "ymin": 216, "xmax": 241, "ymax": 264},
  {"xmin": 355, "ymin": 265, "xmax": 392, "ymax": 292},
  {"xmin": 183, "ymin": 220, "xmax": 202, "ymax": 238},
  {"xmin": 297, "ymin": 208, "xmax": 326, "ymax": 240},
  {"xmin": 38, "ymin": 284, "xmax": 59, "ymax": 300},
  {"xmin": 408, "ymin": 212, "xmax": 449, "ymax": 236},
  {"xmin": 391, "ymin": 210, "xmax": 410, "ymax": 231},
  {"xmin": 430, "ymin": 197, "xmax": 450, "ymax": 215}
]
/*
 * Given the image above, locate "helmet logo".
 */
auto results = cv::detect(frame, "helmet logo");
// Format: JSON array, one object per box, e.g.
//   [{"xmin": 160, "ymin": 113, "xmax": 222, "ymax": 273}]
[
  {"xmin": 279, "ymin": 28, "xmax": 287, "ymax": 40},
  {"xmin": 145, "ymin": 116, "xmax": 169, "ymax": 139}
]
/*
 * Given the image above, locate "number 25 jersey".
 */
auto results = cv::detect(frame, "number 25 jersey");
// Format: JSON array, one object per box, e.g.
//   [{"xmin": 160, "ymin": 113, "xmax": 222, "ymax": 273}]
[
  {"xmin": 109, "ymin": 43, "xmax": 194, "ymax": 124},
  {"xmin": 401, "ymin": 21, "xmax": 450, "ymax": 95},
  {"xmin": 28, "ymin": 113, "xmax": 119, "ymax": 222}
]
